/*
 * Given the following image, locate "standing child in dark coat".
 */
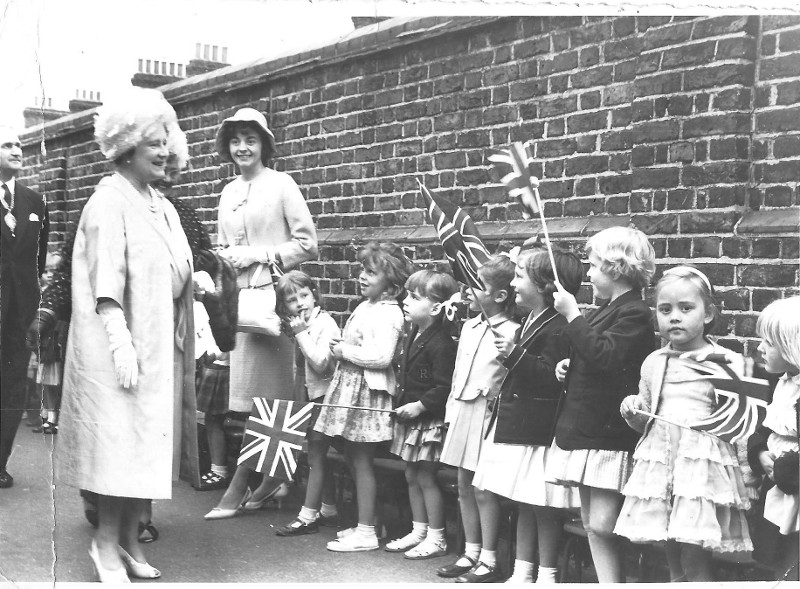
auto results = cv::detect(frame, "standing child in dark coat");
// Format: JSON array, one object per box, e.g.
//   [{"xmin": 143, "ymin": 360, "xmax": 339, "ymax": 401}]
[
  {"xmin": 548, "ymin": 226, "xmax": 656, "ymax": 583},
  {"xmin": 385, "ymin": 269, "xmax": 458, "ymax": 560}
]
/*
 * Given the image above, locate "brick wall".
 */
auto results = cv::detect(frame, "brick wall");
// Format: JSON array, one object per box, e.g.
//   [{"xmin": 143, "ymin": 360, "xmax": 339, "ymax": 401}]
[{"xmin": 20, "ymin": 15, "xmax": 800, "ymax": 356}]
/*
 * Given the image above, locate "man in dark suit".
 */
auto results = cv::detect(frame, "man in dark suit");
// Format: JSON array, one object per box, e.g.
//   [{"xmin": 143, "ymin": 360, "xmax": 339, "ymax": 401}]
[{"xmin": 0, "ymin": 126, "xmax": 49, "ymax": 488}]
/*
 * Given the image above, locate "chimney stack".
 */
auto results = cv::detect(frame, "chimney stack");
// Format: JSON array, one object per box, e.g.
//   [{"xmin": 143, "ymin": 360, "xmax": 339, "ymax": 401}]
[
  {"xmin": 186, "ymin": 43, "xmax": 230, "ymax": 77},
  {"xmin": 131, "ymin": 57, "xmax": 185, "ymax": 89},
  {"xmin": 68, "ymin": 89, "xmax": 102, "ymax": 113},
  {"xmin": 23, "ymin": 95, "xmax": 69, "ymax": 128}
]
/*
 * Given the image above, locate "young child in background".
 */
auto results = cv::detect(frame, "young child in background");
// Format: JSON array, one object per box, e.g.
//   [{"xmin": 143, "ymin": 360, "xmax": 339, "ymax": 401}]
[
  {"xmin": 748, "ymin": 296, "xmax": 800, "ymax": 581},
  {"xmin": 435, "ymin": 256, "xmax": 518, "ymax": 580},
  {"xmin": 315, "ymin": 242, "xmax": 413, "ymax": 552},
  {"xmin": 616, "ymin": 266, "xmax": 753, "ymax": 581},
  {"xmin": 385, "ymin": 269, "xmax": 458, "ymax": 560},
  {"xmin": 33, "ymin": 252, "xmax": 66, "ymax": 434},
  {"xmin": 193, "ymin": 281, "xmax": 231, "ymax": 491},
  {"xmin": 274, "ymin": 270, "xmax": 342, "ymax": 536},
  {"xmin": 471, "ymin": 247, "xmax": 584, "ymax": 584},
  {"xmin": 548, "ymin": 226, "xmax": 656, "ymax": 583}
]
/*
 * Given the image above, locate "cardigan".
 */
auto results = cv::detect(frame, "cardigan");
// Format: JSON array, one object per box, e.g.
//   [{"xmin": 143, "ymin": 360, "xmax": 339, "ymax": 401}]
[
  {"xmin": 491, "ymin": 308, "xmax": 570, "ymax": 446},
  {"xmin": 553, "ymin": 290, "xmax": 655, "ymax": 452},
  {"xmin": 397, "ymin": 322, "xmax": 458, "ymax": 419}
]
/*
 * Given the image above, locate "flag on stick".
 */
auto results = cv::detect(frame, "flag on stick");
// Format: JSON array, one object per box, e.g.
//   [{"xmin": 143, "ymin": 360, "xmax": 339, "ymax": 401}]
[
  {"xmin": 417, "ymin": 179, "xmax": 491, "ymax": 290},
  {"xmin": 238, "ymin": 398, "xmax": 314, "ymax": 480},
  {"xmin": 489, "ymin": 142, "xmax": 559, "ymax": 284},
  {"xmin": 684, "ymin": 355, "xmax": 770, "ymax": 445}
]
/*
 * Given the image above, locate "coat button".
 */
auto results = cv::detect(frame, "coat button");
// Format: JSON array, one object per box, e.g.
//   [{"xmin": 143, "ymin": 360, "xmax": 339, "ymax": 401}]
[{"xmin": 512, "ymin": 394, "xmax": 519, "ymax": 399}]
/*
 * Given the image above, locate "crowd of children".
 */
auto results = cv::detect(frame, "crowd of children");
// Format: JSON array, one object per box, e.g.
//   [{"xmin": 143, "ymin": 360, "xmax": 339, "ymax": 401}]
[{"xmin": 195, "ymin": 229, "xmax": 800, "ymax": 583}]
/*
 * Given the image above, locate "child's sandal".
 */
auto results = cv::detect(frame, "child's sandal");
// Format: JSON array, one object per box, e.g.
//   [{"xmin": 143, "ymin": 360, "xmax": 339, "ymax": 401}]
[{"xmin": 42, "ymin": 421, "xmax": 58, "ymax": 435}]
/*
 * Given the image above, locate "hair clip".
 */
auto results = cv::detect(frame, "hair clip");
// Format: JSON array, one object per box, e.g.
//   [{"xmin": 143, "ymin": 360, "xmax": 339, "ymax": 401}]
[{"xmin": 433, "ymin": 292, "xmax": 461, "ymax": 322}]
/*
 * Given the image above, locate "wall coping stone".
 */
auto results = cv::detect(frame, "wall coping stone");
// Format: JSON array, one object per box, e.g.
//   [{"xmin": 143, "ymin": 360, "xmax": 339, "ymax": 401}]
[{"xmin": 737, "ymin": 208, "xmax": 800, "ymax": 234}]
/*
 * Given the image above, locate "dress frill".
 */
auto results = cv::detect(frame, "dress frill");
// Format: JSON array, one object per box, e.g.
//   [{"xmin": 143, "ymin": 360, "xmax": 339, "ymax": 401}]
[
  {"xmin": 390, "ymin": 415, "xmax": 445, "ymax": 463},
  {"xmin": 313, "ymin": 362, "xmax": 393, "ymax": 443},
  {"xmin": 614, "ymin": 420, "xmax": 753, "ymax": 553}
]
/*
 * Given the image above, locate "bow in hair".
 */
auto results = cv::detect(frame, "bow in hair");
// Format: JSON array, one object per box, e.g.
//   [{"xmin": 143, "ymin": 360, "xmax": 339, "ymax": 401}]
[{"xmin": 433, "ymin": 292, "xmax": 461, "ymax": 322}]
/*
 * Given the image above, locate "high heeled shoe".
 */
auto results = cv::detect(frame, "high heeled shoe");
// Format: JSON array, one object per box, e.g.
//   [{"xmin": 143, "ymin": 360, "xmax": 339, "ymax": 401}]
[
  {"xmin": 118, "ymin": 545, "xmax": 161, "ymax": 579},
  {"xmin": 243, "ymin": 482, "xmax": 290, "ymax": 511},
  {"xmin": 204, "ymin": 488, "xmax": 252, "ymax": 520},
  {"xmin": 88, "ymin": 540, "xmax": 130, "ymax": 583}
]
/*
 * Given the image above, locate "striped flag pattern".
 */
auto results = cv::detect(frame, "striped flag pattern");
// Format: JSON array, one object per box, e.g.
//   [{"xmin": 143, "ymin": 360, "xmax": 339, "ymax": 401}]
[
  {"xmin": 685, "ymin": 355, "xmax": 770, "ymax": 445},
  {"xmin": 238, "ymin": 398, "xmax": 314, "ymax": 480},
  {"xmin": 488, "ymin": 142, "xmax": 542, "ymax": 219},
  {"xmin": 417, "ymin": 179, "xmax": 491, "ymax": 290}
]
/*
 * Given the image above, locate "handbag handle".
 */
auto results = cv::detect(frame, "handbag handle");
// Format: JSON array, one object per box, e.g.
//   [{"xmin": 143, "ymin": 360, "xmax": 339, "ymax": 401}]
[{"xmin": 248, "ymin": 263, "xmax": 265, "ymax": 289}]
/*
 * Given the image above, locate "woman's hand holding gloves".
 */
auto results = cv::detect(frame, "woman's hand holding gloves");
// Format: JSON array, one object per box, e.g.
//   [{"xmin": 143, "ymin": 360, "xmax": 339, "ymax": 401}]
[
  {"xmin": 98, "ymin": 301, "xmax": 138, "ymax": 389},
  {"xmin": 220, "ymin": 245, "xmax": 276, "ymax": 270}
]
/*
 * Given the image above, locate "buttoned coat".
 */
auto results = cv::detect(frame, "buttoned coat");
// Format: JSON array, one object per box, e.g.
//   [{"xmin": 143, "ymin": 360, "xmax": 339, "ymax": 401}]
[
  {"xmin": 397, "ymin": 322, "xmax": 457, "ymax": 419},
  {"xmin": 553, "ymin": 290, "xmax": 655, "ymax": 453},
  {"xmin": 491, "ymin": 308, "xmax": 570, "ymax": 446},
  {"xmin": 58, "ymin": 174, "xmax": 200, "ymax": 498}
]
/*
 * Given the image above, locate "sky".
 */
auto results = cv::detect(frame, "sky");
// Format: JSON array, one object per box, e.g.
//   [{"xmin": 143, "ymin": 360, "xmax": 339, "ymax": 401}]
[{"xmin": 0, "ymin": 0, "xmax": 357, "ymax": 130}]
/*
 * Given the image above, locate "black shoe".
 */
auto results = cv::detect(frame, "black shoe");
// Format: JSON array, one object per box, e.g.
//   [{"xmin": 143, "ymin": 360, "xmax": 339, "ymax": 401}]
[
  {"xmin": 138, "ymin": 521, "xmax": 159, "ymax": 543},
  {"xmin": 456, "ymin": 562, "xmax": 503, "ymax": 583},
  {"xmin": 276, "ymin": 517, "xmax": 319, "ymax": 536},
  {"xmin": 0, "ymin": 469, "xmax": 13, "ymax": 489},
  {"xmin": 196, "ymin": 470, "xmax": 230, "ymax": 491},
  {"xmin": 437, "ymin": 555, "xmax": 478, "ymax": 578},
  {"xmin": 316, "ymin": 514, "xmax": 340, "ymax": 527}
]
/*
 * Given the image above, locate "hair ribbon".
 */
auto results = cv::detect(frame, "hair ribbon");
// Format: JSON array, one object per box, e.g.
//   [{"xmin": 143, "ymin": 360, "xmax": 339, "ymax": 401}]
[{"xmin": 433, "ymin": 292, "xmax": 461, "ymax": 322}]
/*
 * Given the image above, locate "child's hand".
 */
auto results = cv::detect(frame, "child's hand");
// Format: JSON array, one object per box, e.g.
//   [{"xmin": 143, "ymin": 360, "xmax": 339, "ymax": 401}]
[
  {"xmin": 289, "ymin": 315, "xmax": 309, "ymax": 335},
  {"xmin": 494, "ymin": 334, "xmax": 515, "ymax": 358},
  {"xmin": 760, "ymin": 450, "xmax": 776, "ymax": 480},
  {"xmin": 329, "ymin": 336, "xmax": 344, "ymax": 359},
  {"xmin": 555, "ymin": 358, "xmax": 570, "ymax": 383},
  {"xmin": 620, "ymin": 395, "xmax": 647, "ymax": 421},
  {"xmin": 395, "ymin": 401, "xmax": 425, "ymax": 421},
  {"xmin": 553, "ymin": 281, "xmax": 581, "ymax": 322}
]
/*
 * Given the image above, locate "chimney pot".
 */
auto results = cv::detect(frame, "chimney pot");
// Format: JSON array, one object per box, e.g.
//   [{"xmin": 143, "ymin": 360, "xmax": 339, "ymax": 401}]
[
  {"xmin": 146, "ymin": 59, "xmax": 151, "ymax": 73},
  {"xmin": 222, "ymin": 47, "xmax": 228, "ymax": 62},
  {"xmin": 203, "ymin": 44, "xmax": 210, "ymax": 60},
  {"xmin": 212, "ymin": 45, "xmax": 218, "ymax": 61},
  {"xmin": 178, "ymin": 64, "xmax": 184, "ymax": 77},
  {"xmin": 138, "ymin": 58, "xmax": 143, "ymax": 73},
  {"xmin": 195, "ymin": 43, "xmax": 201, "ymax": 59}
]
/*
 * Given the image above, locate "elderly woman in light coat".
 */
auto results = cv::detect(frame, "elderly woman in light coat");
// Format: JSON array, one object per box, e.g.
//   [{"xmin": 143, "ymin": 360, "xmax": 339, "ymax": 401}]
[
  {"xmin": 57, "ymin": 88, "xmax": 199, "ymax": 582},
  {"xmin": 204, "ymin": 107, "xmax": 318, "ymax": 519}
]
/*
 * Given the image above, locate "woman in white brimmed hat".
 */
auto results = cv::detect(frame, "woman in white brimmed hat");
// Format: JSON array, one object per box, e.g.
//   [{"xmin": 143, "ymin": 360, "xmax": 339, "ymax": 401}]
[
  {"xmin": 204, "ymin": 107, "xmax": 318, "ymax": 519},
  {"xmin": 57, "ymin": 87, "xmax": 200, "ymax": 582}
]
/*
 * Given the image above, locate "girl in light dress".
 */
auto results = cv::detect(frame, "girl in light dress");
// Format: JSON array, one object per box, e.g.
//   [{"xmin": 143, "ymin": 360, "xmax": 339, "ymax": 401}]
[
  {"xmin": 616, "ymin": 266, "xmax": 754, "ymax": 581},
  {"xmin": 434, "ymin": 256, "xmax": 518, "ymax": 581},
  {"xmin": 384, "ymin": 269, "xmax": 459, "ymax": 560},
  {"xmin": 314, "ymin": 242, "xmax": 413, "ymax": 552},
  {"xmin": 747, "ymin": 295, "xmax": 800, "ymax": 581}
]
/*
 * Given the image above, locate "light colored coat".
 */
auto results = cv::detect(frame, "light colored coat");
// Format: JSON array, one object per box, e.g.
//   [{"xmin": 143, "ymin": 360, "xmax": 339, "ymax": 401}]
[
  {"xmin": 295, "ymin": 308, "xmax": 340, "ymax": 401},
  {"xmin": 58, "ymin": 174, "xmax": 199, "ymax": 499}
]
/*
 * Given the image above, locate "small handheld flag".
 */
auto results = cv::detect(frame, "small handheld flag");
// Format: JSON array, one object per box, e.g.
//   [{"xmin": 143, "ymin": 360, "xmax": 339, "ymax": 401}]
[
  {"xmin": 417, "ymin": 179, "xmax": 491, "ymax": 291},
  {"xmin": 489, "ymin": 142, "xmax": 559, "ymax": 284},
  {"xmin": 238, "ymin": 398, "xmax": 314, "ymax": 480}
]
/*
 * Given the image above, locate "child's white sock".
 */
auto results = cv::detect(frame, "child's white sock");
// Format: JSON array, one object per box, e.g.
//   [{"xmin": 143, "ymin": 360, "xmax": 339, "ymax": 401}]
[
  {"xmin": 479, "ymin": 549, "xmax": 497, "ymax": 568},
  {"xmin": 210, "ymin": 464, "xmax": 228, "ymax": 477},
  {"xmin": 425, "ymin": 526, "xmax": 445, "ymax": 543},
  {"xmin": 356, "ymin": 523, "xmax": 377, "ymax": 538},
  {"xmin": 411, "ymin": 521, "xmax": 429, "ymax": 542},
  {"xmin": 506, "ymin": 559, "xmax": 535, "ymax": 583},
  {"xmin": 320, "ymin": 502, "xmax": 338, "ymax": 518},
  {"xmin": 298, "ymin": 506, "xmax": 318, "ymax": 524},
  {"xmin": 536, "ymin": 566, "xmax": 558, "ymax": 583},
  {"xmin": 456, "ymin": 542, "xmax": 481, "ymax": 567}
]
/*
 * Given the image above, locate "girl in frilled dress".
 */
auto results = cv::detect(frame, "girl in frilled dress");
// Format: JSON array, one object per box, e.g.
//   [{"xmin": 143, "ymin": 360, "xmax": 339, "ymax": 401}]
[
  {"xmin": 748, "ymin": 296, "xmax": 800, "ymax": 581},
  {"xmin": 314, "ymin": 242, "xmax": 413, "ymax": 553},
  {"xmin": 385, "ymin": 269, "xmax": 458, "ymax": 560},
  {"xmin": 616, "ymin": 266, "xmax": 754, "ymax": 582}
]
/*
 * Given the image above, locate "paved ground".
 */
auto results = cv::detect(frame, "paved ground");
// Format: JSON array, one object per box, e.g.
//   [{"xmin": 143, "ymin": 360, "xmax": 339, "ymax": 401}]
[{"xmin": 0, "ymin": 424, "xmax": 455, "ymax": 584}]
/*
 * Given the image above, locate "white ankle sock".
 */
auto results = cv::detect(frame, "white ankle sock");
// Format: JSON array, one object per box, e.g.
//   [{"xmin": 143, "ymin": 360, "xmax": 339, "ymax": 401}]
[
  {"xmin": 508, "ymin": 559, "xmax": 535, "ymax": 582},
  {"xmin": 210, "ymin": 464, "xmax": 228, "ymax": 477},
  {"xmin": 425, "ymin": 527, "xmax": 445, "ymax": 543},
  {"xmin": 464, "ymin": 542, "xmax": 482, "ymax": 561},
  {"xmin": 536, "ymin": 566, "xmax": 557, "ymax": 583},
  {"xmin": 298, "ymin": 506, "xmax": 318, "ymax": 524},
  {"xmin": 356, "ymin": 523, "xmax": 376, "ymax": 538},
  {"xmin": 411, "ymin": 521, "xmax": 429, "ymax": 541},
  {"xmin": 479, "ymin": 549, "xmax": 497, "ymax": 567},
  {"xmin": 320, "ymin": 502, "xmax": 338, "ymax": 518}
]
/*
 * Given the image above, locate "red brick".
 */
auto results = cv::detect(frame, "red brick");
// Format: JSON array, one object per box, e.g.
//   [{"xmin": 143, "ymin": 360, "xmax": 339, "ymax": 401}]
[
  {"xmin": 632, "ymin": 167, "xmax": 679, "ymax": 189},
  {"xmin": 739, "ymin": 265, "xmax": 797, "ymax": 287},
  {"xmin": 760, "ymin": 55, "xmax": 800, "ymax": 80},
  {"xmin": 758, "ymin": 107, "xmax": 800, "ymax": 133},
  {"xmin": 691, "ymin": 16, "xmax": 753, "ymax": 39},
  {"xmin": 641, "ymin": 22, "xmax": 693, "ymax": 50},
  {"xmin": 662, "ymin": 41, "xmax": 716, "ymax": 69},
  {"xmin": 683, "ymin": 113, "xmax": 750, "ymax": 138},
  {"xmin": 571, "ymin": 65, "xmax": 614, "ymax": 89},
  {"xmin": 684, "ymin": 64, "xmax": 754, "ymax": 90},
  {"xmin": 634, "ymin": 72, "xmax": 682, "ymax": 97}
]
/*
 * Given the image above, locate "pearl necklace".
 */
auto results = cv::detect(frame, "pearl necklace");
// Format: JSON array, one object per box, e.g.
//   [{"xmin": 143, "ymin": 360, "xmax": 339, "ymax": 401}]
[{"xmin": 118, "ymin": 173, "xmax": 163, "ymax": 216}]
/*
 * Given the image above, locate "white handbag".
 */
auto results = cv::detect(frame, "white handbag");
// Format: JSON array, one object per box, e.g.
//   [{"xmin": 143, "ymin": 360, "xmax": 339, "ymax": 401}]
[{"xmin": 236, "ymin": 263, "xmax": 282, "ymax": 336}]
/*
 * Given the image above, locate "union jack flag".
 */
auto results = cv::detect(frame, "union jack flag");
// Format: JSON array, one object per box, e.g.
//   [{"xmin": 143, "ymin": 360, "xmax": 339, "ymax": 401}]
[
  {"xmin": 488, "ymin": 142, "xmax": 542, "ymax": 219},
  {"xmin": 685, "ymin": 354, "xmax": 770, "ymax": 445},
  {"xmin": 238, "ymin": 398, "xmax": 314, "ymax": 480},
  {"xmin": 417, "ymin": 179, "xmax": 491, "ymax": 290}
]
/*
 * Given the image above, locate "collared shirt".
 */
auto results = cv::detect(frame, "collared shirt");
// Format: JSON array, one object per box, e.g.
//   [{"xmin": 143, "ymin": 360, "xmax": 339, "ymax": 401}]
[
  {"xmin": 450, "ymin": 313, "xmax": 519, "ymax": 401},
  {"xmin": 1, "ymin": 177, "xmax": 15, "ymax": 199}
]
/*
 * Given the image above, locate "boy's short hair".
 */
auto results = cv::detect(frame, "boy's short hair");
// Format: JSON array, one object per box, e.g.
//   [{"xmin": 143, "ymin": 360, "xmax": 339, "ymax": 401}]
[
  {"xmin": 585, "ymin": 226, "xmax": 655, "ymax": 292},
  {"xmin": 523, "ymin": 249, "xmax": 583, "ymax": 307},
  {"xmin": 757, "ymin": 296, "xmax": 800, "ymax": 372},
  {"xmin": 405, "ymin": 269, "xmax": 459, "ymax": 304}
]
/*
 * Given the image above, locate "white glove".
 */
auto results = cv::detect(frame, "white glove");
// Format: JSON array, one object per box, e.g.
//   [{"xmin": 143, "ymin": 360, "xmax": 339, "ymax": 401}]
[
  {"xmin": 98, "ymin": 301, "xmax": 138, "ymax": 389},
  {"xmin": 193, "ymin": 270, "xmax": 215, "ymax": 295}
]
